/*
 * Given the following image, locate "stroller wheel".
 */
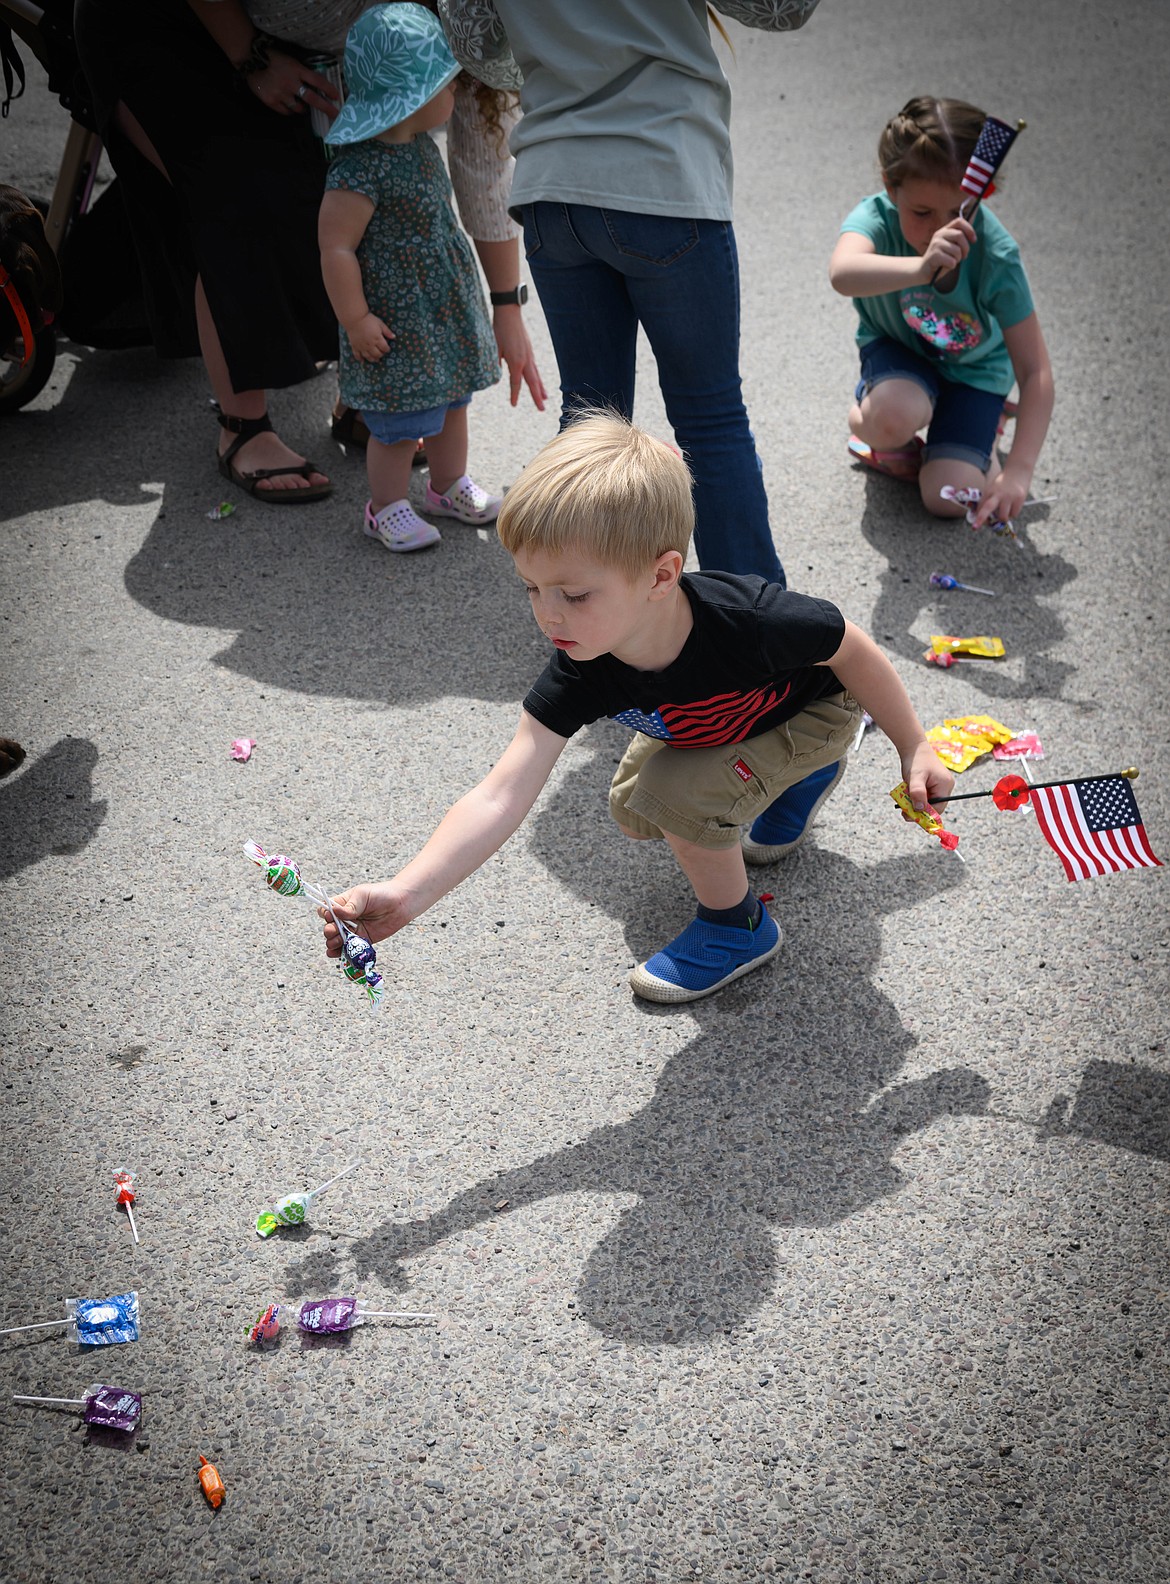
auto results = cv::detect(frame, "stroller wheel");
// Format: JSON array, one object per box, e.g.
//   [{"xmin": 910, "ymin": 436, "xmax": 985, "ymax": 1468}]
[{"xmin": 0, "ymin": 325, "xmax": 58, "ymax": 416}]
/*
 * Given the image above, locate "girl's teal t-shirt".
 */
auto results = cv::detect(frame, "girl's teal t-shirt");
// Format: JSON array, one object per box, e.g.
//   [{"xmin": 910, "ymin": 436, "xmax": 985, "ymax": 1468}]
[{"xmin": 840, "ymin": 193, "xmax": 1034, "ymax": 395}]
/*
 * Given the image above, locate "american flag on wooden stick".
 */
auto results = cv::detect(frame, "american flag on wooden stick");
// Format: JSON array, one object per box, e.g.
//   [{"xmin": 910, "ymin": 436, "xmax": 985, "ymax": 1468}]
[
  {"xmin": 1030, "ymin": 776, "xmax": 1163, "ymax": 882},
  {"xmin": 960, "ymin": 116, "xmax": 1021, "ymax": 204}
]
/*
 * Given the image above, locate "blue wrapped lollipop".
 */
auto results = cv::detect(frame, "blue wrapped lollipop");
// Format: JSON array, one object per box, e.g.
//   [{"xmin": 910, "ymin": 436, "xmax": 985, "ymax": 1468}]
[{"xmin": 0, "ymin": 1291, "xmax": 140, "ymax": 1346}]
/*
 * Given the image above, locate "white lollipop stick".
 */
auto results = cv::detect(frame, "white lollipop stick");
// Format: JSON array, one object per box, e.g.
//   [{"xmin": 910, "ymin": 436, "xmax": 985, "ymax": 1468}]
[
  {"xmin": 13, "ymin": 1393, "xmax": 87, "ymax": 1407},
  {"xmin": 307, "ymin": 1159, "xmax": 364, "ymax": 1200},
  {"xmin": 358, "ymin": 1310, "xmax": 436, "ymax": 1321},
  {"xmin": 124, "ymin": 1202, "xmax": 139, "ymax": 1244},
  {"xmin": 0, "ymin": 1317, "xmax": 67, "ymax": 1336}
]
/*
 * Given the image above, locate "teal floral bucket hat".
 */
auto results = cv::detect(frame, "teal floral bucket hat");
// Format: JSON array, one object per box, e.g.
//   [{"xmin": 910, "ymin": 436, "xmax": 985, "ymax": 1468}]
[{"xmin": 327, "ymin": 2, "xmax": 460, "ymax": 146}]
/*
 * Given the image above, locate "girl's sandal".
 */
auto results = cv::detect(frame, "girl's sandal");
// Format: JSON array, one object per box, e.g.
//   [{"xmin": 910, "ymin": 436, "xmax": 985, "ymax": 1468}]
[
  {"xmin": 847, "ymin": 435, "xmax": 925, "ymax": 481},
  {"xmin": 218, "ymin": 412, "xmax": 332, "ymax": 504}
]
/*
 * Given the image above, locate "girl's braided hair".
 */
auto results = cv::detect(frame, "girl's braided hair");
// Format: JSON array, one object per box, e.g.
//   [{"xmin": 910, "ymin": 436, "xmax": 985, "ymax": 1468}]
[{"xmin": 879, "ymin": 96, "xmax": 987, "ymax": 190}]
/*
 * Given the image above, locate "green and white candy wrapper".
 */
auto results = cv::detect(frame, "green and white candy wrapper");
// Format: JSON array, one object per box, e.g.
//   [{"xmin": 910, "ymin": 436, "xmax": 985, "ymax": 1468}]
[{"xmin": 255, "ymin": 1159, "xmax": 363, "ymax": 1239}]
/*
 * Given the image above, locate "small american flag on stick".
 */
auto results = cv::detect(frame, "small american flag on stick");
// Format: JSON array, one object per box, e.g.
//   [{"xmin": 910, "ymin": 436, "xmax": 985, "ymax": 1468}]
[
  {"xmin": 931, "ymin": 115, "xmax": 1025, "ymax": 291},
  {"xmin": 959, "ymin": 116, "xmax": 1020, "ymax": 203},
  {"xmin": 1030, "ymin": 775, "xmax": 1163, "ymax": 882}
]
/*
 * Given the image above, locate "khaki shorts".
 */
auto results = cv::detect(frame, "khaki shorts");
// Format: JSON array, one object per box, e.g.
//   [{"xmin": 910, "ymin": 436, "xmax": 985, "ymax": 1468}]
[{"xmin": 609, "ymin": 689, "xmax": 861, "ymax": 849}]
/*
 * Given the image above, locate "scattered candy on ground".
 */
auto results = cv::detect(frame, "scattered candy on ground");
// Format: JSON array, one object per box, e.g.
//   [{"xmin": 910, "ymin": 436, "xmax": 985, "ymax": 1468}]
[
  {"xmin": 929, "ymin": 571, "xmax": 997, "ymax": 596},
  {"xmin": 0, "ymin": 1292, "xmax": 141, "ymax": 1345},
  {"xmin": 113, "ymin": 1168, "xmax": 138, "ymax": 1244}
]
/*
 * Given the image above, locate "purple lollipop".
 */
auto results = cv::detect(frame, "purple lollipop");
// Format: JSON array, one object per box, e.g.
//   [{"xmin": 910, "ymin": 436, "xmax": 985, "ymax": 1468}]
[
  {"xmin": 296, "ymin": 1297, "xmax": 435, "ymax": 1334},
  {"xmin": 13, "ymin": 1383, "xmax": 142, "ymax": 1432},
  {"xmin": 297, "ymin": 1296, "xmax": 359, "ymax": 1335}
]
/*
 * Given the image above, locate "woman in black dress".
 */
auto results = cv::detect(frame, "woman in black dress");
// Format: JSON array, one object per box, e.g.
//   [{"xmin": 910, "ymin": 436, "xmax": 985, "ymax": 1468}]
[{"xmin": 74, "ymin": 0, "xmax": 341, "ymax": 501}]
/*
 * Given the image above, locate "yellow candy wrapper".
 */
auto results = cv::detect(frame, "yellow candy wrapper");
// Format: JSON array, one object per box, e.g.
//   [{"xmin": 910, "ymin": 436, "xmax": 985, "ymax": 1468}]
[
  {"xmin": 944, "ymin": 715, "xmax": 1015, "ymax": 746},
  {"xmin": 929, "ymin": 634, "xmax": 1006, "ymax": 659},
  {"xmin": 926, "ymin": 725, "xmax": 988, "ymax": 773}
]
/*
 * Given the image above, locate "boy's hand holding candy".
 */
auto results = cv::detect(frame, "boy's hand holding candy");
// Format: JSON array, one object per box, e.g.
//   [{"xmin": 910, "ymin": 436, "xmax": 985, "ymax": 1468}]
[
  {"xmin": 903, "ymin": 738, "xmax": 955, "ymax": 812},
  {"xmin": 321, "ymin": 883, "xmax": 408, "ymax": 957}
]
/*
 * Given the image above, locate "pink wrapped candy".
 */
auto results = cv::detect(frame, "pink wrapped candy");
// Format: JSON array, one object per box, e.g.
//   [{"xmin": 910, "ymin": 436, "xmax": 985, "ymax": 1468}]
[{"xmin": 993, "ymin": 733, "xmax": 1045, "ymax": 761}]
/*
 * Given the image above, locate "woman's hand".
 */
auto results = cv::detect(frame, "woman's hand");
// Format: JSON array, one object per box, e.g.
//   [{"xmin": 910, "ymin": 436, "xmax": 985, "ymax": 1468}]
[
  {"xmin": 346, "ymin": 311, "xmax": 395, "ymax": 362},
  {"xmin": 246, "ymin": 51, "xmax": 340, "ymax": 118},
  {"xmin": 492, "ymin": 306, "xmax": 547, "ymax": 410},
  {"xmin": 320, "ymin": 883, "xmax": 409, "ymax": 957}
]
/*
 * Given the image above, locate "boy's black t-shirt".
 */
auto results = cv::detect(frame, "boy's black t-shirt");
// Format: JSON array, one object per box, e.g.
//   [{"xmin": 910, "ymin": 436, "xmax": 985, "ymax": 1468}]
[{"xmin": 522, "ymin": 572, "xmax": 847, "ymax": 748}]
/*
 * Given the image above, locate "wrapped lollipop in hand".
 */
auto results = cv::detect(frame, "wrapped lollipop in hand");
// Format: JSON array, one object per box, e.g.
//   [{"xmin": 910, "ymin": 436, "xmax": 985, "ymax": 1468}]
[{"xmin": 243, "ymin": 840, "xmax": 385, "ymax": 1010}]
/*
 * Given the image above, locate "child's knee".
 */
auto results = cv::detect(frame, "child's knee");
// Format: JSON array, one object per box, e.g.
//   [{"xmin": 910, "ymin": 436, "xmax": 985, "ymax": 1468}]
[
  {"xmin": 919, "ymin": 458, "xmax": 983, "ymax": 517},
  {"xmin": 857, "ymin": 379, "xmax": 931, "ymax": 445}
]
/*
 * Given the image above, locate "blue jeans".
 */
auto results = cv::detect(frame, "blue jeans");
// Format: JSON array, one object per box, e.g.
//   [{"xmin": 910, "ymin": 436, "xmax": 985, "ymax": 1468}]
[
  {"xmin": 857, "ymin": 336, "xmax": 1006, "ymax": 472},
  {"xmin": 520, "ymin": 202, "xmax": 784, "ymax": 586}
]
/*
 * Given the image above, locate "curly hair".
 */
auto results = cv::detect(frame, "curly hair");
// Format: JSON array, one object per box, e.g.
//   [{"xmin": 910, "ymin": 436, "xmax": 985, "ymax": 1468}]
[{"xmin": 455, "ymin": 73, "xmax": 518, "ymax": 155}]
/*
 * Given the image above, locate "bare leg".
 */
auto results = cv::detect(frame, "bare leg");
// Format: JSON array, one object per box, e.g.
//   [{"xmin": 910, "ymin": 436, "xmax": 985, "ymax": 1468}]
[
  {"xmin": 366, "ymin": 435, "xmax": 418, "ymax": 514},
  {"xmin": 662, "ymin": 830, "xmax": 750, "ymax": 912},
  {"xmin": 849, "ymin": 376, "xmax": 932, "ymax": 451},
  {"xmin": 423, "ymin": 403, "xmax": 469, "ymax": 495},
  {"xmin": 918, "ymin": 456, "xmax": 988, "ymax": 519},
  {"xmin": 195, "ymin": 282, "xmax": 329, "ymax": 495},
  {"xmin": 112, "ymin": 100, "xmax": 327, "ymax": 496}
]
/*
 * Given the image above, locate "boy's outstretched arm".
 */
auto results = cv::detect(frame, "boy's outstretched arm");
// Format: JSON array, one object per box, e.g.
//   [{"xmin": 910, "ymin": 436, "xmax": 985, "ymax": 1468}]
[
  {"xmin": 821, "ymin": 622, "xmax": 954, "ymax": 810},
  {"xmin": 322, "ymin": 712, "xmax": 568, "ymax": 955}
]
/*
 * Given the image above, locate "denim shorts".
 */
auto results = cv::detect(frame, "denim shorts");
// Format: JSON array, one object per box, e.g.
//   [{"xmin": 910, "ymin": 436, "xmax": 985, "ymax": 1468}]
[
  {"xmin": 361, "ymin": 393, "xmax": 471, "ymax": 447},
  {"xmin": 856, "ymin": 336, "xmax": 1007, "ymax": 472}
]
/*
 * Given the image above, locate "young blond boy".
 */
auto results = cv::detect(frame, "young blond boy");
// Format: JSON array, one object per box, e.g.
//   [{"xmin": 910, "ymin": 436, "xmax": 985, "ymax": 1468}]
[{"xmin": 323, "ymin": 414, "xmax": 954, "ymax": 1003}]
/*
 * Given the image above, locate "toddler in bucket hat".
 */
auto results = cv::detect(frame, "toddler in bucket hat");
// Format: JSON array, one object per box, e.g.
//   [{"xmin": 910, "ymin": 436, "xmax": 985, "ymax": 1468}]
[
  {"xmin": 319, "ymin": 0, "xmax": 503, "ymax": 551},
  {"xmin": 327, "ymin": 3, "xmax": 461, "ymax": 147}
]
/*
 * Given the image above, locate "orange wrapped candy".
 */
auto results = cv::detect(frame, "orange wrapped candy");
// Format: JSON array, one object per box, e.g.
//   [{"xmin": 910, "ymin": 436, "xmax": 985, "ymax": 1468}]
[{"xmin": 198, "ymin": 1455, "xmax": 226, "ymax": 1509}]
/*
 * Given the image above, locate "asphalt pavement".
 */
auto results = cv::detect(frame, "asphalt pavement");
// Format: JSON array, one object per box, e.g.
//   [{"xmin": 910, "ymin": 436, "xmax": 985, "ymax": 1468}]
[{"xmin": 1, "ymin": 2, "xmax": 1168, "ymax": 1580}]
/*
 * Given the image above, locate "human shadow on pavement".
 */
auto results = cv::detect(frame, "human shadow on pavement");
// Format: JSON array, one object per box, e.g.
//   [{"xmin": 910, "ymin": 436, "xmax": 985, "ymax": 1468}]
[
  {"xmin": 1039, "ymin": 1059, "xmax": 1170, "ymax": 1165},
  {"xmin": 8, "ymin": 341, "xmax": 547, "ymax": 707},
  {"xmin": 123, "ymin": 492, "xmax": 545, "ymax": 705},
  {"xmin": 282, "ymin": 745, "xmax": 986, "ymax": 1343},
  {"xmin": 854, "ymin": 468, "xmax": 1082, "ymax": 709},
  {"xmin": 0, "ymin": 736, "xmax": 107, "ymax": 882},
  {"xmin": 0, "ymin": 344, "xmax": 180, "ymax": 514}
]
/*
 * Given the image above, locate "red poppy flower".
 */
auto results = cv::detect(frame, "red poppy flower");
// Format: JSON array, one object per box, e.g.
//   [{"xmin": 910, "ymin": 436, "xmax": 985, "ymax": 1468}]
[{"xmin": 992, "ymin": 774, "xmax": 1030, "ymax": 810}]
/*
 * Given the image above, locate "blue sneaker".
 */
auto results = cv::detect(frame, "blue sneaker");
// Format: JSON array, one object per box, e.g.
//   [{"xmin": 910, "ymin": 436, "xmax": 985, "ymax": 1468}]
[
  {"xmin": 741, "ymin": 759, "xmax": 847, "ymax": 864},
  {"xmin": 629, "ymin": 908, "xmax": 782, "ymax": 1004}
]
